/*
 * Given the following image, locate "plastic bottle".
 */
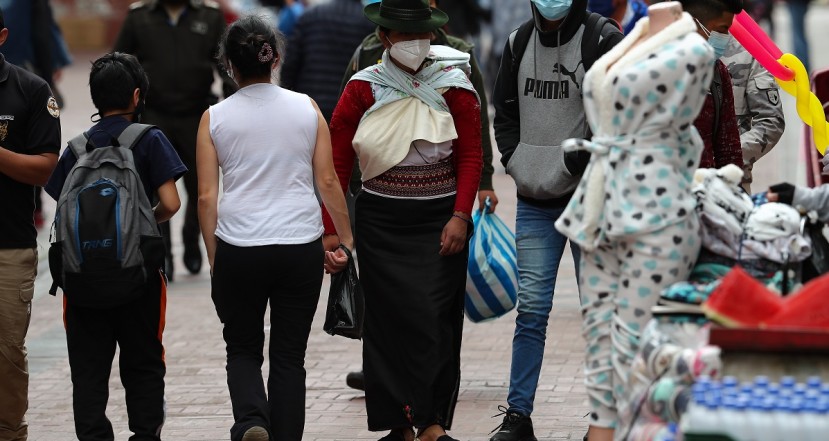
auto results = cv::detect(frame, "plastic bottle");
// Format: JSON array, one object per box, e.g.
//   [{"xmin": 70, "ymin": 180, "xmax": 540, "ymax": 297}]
[
  {"xmin": 780, "ymin": 376, "xmax": 796, "ymax": 389},
  {"xmin": 747, "ymin": 399, "xmax": 778, "ymax": 441},
  {"xmin": 754, "ymin": 376, "xmax": 771, "ymax": 389},
  {"xmin": 815, "ymin": 401, "xmax": 829, "ymax": 438},
  {"xmin": 773, "ymin": 399, "xmax": 800, "ymax": 441},
  {"xmin": 806, "ymin": 376, "xmax": 822, "ymax": 389},
  {"xmin": 680, "ymin": 394, "xmax": 722, "ymax": 436}
]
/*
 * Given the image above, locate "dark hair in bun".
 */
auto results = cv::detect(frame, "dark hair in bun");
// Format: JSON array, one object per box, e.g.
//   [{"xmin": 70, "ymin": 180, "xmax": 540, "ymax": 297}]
[{"xmin": 218, "ymin": 15, "xmax": 284, "ymax": 80}]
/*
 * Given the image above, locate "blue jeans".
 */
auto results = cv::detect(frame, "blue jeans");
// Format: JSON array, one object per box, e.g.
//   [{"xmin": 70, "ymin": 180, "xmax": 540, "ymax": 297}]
[
  {"xmin": 507, "ymin": 200, "xmax": 580, "ymax": 416},
  {"xmin": 788, "ymin": 1, "xmax": 810, "ymax": 74}
]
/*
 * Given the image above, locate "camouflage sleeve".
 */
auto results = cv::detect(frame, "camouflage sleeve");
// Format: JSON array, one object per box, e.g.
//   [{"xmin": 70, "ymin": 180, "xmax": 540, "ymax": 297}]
[{"xmin": 741, "ymin": 58, "xmax": 785, "ymax": 182}]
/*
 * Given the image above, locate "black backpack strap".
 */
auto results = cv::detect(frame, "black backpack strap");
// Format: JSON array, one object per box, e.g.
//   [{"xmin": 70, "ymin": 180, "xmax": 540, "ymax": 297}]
[
  {"xmin": 581, "ymin": 12, "xmax": 619, "ymax": 71},
  {"xmin": 116, "ymin": 123, "xmax": 156, "ymax": 150},
  {"xmin": 509, "ymin": 19, "xmax": 535, "ymax": 78},
  {"xmin": 711, "ymin": 65, "xmax": 723, "ymax": 141}
]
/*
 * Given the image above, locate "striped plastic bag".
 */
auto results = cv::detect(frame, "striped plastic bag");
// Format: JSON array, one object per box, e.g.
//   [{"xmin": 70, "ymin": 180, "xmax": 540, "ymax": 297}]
[{"xmin": 465, "ymin": 198, "xmax": 519, "ymax": 322}]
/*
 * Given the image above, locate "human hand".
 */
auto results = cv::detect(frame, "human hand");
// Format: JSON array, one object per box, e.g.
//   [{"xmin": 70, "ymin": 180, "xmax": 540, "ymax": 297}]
[
  {"xmin": 440, "ymin": 216, "xmax": 469, "ymax": 256},
  {"xmin": 477, "ymin": 190, "xmax": 499, "ymax": 213},
  {"xmin": 768, "ymin": 183, "xmax": 795, "ymax": 205},
  {"xmin": 324, "ymin": 246, "xmax": 349, "ymax": 274}
]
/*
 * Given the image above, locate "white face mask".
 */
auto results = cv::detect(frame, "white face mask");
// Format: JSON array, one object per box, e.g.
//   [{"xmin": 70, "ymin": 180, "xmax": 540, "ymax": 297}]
[{"xmin": 387, "ymin": 38, "xmax": 431, "ymax": 71}]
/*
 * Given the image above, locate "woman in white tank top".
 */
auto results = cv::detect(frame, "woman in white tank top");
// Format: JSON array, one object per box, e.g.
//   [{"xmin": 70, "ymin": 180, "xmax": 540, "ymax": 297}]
[{"xmin": 195, "ymin": 16, "xmax": 353, "ymax": 441}]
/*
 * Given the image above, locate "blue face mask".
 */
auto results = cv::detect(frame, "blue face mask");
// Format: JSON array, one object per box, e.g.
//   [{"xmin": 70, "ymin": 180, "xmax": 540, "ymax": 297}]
[
  {"xmin": 532, "ymin": 0, "xmax": 574, "ymax": 21},
  {"xmin": 707, "ymin": 31, "xmax": 731, "ymax": 59},
  {"xmin": 362, "ymin": 0, "xmax": 380, "ymax": 5},
  {"xmin": 696, "ymin": 18, "xmax": 730, "ymax": 59}
]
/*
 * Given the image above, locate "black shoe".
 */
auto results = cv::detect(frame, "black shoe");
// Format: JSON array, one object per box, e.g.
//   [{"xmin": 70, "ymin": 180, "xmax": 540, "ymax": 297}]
[
  {"xmin": 489, "ymin": 406, "xmax": 537, "ymax": 441},
  {"xmin": 346, "ymin": 371, "xmax": 365, "ymax": 391},
  {"xmin": 183, "ymin": 242, "xmax": 202, "ymax": 274}
]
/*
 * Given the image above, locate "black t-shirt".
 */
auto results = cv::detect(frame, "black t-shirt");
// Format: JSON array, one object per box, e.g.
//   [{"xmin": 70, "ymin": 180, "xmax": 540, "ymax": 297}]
[
  {"xmin": 0, "ymin": 54, "xmax": 61, "ymax": 249},
  {"xmin": 45, "ymin": 116, "xmax": 188, "ymax": 205}
]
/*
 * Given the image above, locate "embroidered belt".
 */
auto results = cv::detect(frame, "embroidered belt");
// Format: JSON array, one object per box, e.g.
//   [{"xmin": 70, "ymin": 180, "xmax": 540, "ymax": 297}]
[{"xmin": 363, "ymin": 160, "xmax": 456, "ymax": 198}]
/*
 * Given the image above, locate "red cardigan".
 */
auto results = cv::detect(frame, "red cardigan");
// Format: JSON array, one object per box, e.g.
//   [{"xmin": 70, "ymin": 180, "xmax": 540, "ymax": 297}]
[
  {"xmin": 322, "ymin": 80, "xmax": 483, "ymax": 234},
  {"xmin": 694, "ymin": 60, "xmax": 743, "ymax": 170}
]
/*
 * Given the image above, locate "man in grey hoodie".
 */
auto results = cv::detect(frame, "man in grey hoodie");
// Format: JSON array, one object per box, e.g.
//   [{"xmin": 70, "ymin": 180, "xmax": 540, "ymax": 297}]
[{"xmin": 489, "ymin": 0, "xmax": 621, "ymax": 440}]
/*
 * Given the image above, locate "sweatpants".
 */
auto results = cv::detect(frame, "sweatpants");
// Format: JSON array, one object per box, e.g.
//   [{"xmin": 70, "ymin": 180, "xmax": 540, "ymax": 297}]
[
  {"xmin": 64, "ymin": 271, "xmax": 167, "ymax": 441},
  {"xmin": 579, "ymin": 217, "xmax": 700, "ymax": 430},
  {"xmin": 210, "ymin": 239, "xmax": 323, "ymax": 441}
]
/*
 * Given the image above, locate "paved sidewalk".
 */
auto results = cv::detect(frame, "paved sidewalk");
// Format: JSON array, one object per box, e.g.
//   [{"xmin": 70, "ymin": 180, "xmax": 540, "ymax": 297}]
[
  {"xmin": 24, "ymin": 52, "xmax": 588, "ymax": 441},
  {"xmin": 23, "ymin": 6, "xmax": 828, "ymax": 436}
]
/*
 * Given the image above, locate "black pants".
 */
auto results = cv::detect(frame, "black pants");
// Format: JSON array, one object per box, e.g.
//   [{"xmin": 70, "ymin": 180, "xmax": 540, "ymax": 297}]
[
  {"xmin": 64, "ymin": 271, "xmax": 167, "ymax": 441},
  {"xmin": 211, "ymin": 239, "xmax": 323, "ymax": 441},
  {"xmin": 144, "ymin": 109, "xmax": 201, "ymax": 251}
]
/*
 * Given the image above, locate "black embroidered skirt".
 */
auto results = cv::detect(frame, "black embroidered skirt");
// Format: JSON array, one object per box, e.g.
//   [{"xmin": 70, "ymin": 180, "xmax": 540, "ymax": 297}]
[{"xmin": 355, "ymin": 192, "xmax": 468, "ymax": 431}]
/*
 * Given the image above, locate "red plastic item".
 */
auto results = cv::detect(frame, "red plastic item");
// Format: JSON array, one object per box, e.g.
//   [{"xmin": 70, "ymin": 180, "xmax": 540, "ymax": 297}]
[
  {"xmin": 765, "ymin": 273, "xmax": 829, "ymax": 329},
  {"xmin": 702, "ymin": 267, "xmax": 785, "ymax": 327}
]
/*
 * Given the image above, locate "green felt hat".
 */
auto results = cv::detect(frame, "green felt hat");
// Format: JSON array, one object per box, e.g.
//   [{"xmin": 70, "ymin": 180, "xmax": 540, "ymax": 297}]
[{"xmin": 364, "ymin": 0, "xmax": 449, "ymax": 33}]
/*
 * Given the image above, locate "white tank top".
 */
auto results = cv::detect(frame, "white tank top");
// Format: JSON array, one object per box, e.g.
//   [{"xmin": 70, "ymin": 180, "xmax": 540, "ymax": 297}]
[{"xmin": 209, "ymin": 83, "xmax": 323, "ymax": 246}]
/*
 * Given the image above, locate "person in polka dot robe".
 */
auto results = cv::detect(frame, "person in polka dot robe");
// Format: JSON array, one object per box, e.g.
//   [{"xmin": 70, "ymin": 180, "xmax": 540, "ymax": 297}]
[{"xmin": 553, "ymin": 3, "xmax": 715, "ymax": 440}]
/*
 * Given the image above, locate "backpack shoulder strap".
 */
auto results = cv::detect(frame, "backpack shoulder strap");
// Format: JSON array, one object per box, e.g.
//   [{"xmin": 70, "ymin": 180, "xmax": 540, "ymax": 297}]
[
  {"xmin": 711, "ymin": 65, "xmax": 723, "ymax": 140},
  {"xmin": 68, "ymin": 133, "xmax": 89, "ymax": 159},
  {"xmin": 116, "ymin": 123, "xmax": 156, "ymax": 151},
  {"xmin": 509, "ymin": 19, "xmax": 535, "ymax": 77},
  {"xmin": 581, "ymin": 12, "xmax": 619, "ymax": 71}
]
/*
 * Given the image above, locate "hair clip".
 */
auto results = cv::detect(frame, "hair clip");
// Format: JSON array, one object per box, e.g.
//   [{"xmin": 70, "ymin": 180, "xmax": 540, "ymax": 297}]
[{"xmin": 258, "ymin": 43, "xmax": 274, "ymax": 63}]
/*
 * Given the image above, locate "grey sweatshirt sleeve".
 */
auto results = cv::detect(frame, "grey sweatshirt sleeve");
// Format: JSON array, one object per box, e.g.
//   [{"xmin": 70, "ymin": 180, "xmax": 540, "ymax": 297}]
[{"xmin": 793, "ymin": 185, "xmax": 829, "ymax": 222}]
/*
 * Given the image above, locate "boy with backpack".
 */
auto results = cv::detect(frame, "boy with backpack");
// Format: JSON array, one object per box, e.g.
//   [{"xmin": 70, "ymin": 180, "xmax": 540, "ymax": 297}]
[
  {"xmin": 489, "ymin": 0, "xmax": 622, "ymax": 440},
  {"xmin": 44, "ymin": 52, "xmax": 186, "ymax": 441}
]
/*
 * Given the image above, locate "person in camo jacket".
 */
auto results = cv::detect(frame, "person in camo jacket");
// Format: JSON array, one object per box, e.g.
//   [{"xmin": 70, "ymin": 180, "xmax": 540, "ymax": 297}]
[{"xmin": 721, "ymin": 37, "xmax": 785, "ymax": 192}]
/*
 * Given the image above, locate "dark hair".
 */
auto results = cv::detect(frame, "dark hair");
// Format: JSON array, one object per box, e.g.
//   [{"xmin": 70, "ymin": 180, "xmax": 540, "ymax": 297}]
[
  {"xmin": 0, "ymin": 7, "xmax": 5, "ymax": 30},
  {"xmin": 89, "ymin": 52, "xmax": 149, "ymax": 113},
  {"xmin": 218, "ymin": 15, "xmax": 284, "ymax": 80},
  {"xmin": 680, "ymin": 0, "xmax": 743, "ymax": 22}
]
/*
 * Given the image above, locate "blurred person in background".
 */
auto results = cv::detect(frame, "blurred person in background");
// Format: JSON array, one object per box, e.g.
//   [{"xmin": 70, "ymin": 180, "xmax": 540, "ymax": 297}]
[
  {"xmin": 281, "ymin": 0, "xmax": 376, "ymax": 121},
  {"xmin": 587, "ymin": 0, "xmax": 646, "ymax": 34},
  {"xmin": 114, "ymin": 0, "xmax": 236, "ymax": 282},
  {"xmin": 485, "ymin": 0, "xmax": 531, "ymax": 95},
  {"xmin": 436, "ymin": 0, "xmax": 491, "ymax": 41},
  {"xmin": 786, "ymin": 0, "xmax": 811, "ymax": 73},
  {"xmin": 278, "ymin": 0, "xmax": 307, "ymax": 38}
]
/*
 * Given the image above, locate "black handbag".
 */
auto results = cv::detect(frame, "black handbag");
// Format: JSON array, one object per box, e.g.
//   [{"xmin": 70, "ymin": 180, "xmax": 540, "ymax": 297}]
[
  {"xmin": 323, "ymin": 245, "xmax": 364, "ymax": 339},
  {"xmin": 802, "ymin": 217, "xmax": 829, "ymax": 283}
]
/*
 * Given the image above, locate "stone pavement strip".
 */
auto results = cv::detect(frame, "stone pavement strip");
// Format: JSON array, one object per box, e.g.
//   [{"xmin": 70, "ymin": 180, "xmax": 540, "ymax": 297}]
[{"xmin": 25, "ymin": 239, "xmax": 587, "ymax": 441}]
